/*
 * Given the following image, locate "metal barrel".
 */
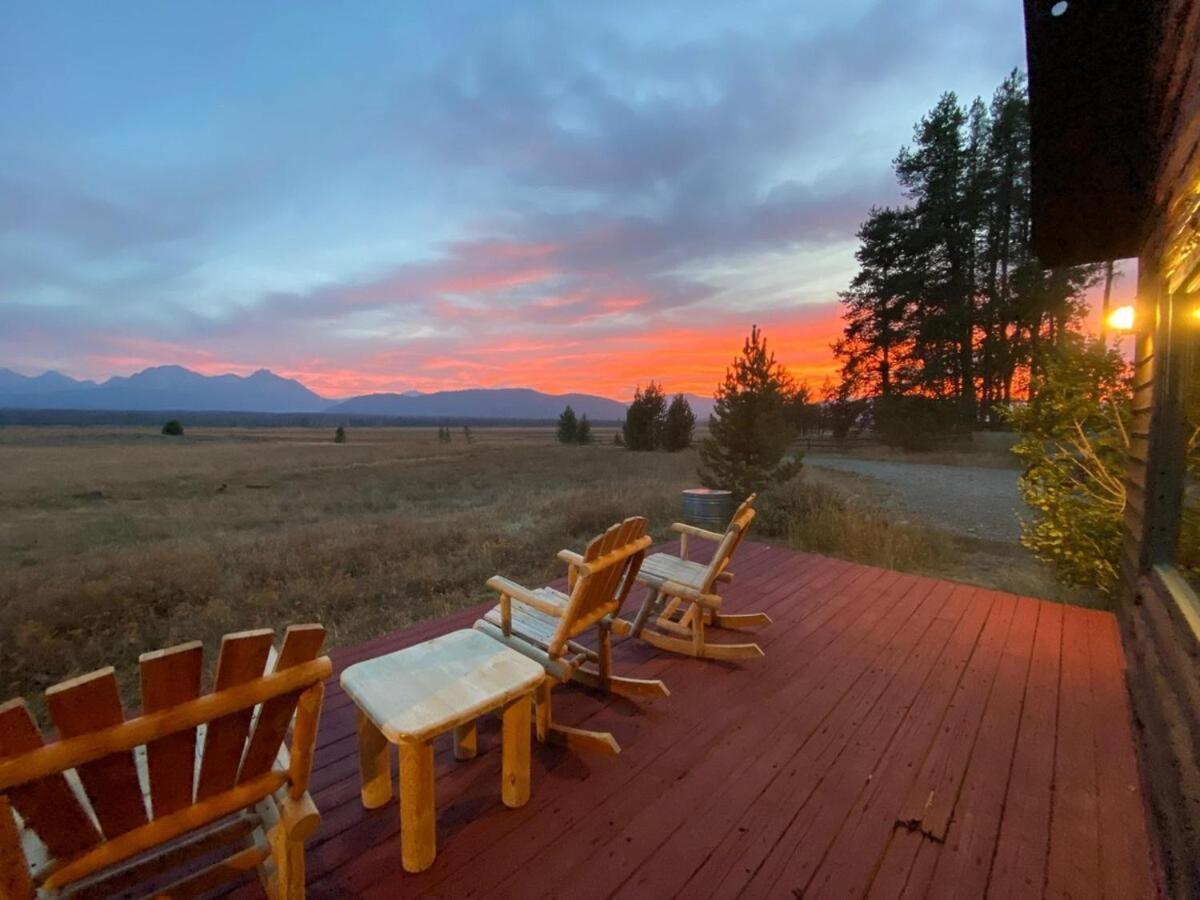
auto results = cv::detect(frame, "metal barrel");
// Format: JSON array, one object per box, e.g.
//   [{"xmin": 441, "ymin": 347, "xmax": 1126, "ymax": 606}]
[{"xmin": 681, "ymin": 488, "xmax": 735, "ymax": 530}]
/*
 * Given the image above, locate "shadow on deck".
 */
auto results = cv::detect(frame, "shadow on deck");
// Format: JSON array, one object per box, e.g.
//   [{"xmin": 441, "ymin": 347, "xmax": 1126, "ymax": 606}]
[{"xmin": 229, "ymin": 541, "xmax": 1159, "ymax": 898}]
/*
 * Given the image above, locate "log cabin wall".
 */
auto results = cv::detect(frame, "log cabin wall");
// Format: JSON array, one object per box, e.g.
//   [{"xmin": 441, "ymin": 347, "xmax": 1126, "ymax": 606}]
[{"xmin": 1120, "ymin": 1, "xmax": 1200, "ymax": 894}]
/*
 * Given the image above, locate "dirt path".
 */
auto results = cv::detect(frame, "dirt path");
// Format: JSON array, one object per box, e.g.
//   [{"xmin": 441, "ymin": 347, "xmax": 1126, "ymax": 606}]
[{"xmin": 806, "ymin": 456, "xmax": 1022, "ymax": 542}]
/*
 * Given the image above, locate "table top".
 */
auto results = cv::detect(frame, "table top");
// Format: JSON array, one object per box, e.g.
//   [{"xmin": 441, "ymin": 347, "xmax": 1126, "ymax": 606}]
[{"xmin": 340, "ymin": 628, "xmax": 545, "ymax": 742}]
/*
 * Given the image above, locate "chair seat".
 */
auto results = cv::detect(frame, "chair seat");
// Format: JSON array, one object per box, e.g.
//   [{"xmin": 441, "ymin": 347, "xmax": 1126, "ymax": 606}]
[
  {"xmin": 482, "ymin": 587, "xmax": 570, "ymax": 651},
  {"xmin": 636, "ymin": 553, "xmax": 709, "ymax": 591}
]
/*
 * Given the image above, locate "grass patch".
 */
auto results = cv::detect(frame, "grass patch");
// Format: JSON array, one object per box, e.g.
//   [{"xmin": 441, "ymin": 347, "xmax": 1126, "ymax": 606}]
[
  {"xmin": 0, "ymin": 426, "xmax": 695, "ymax": 707},
  {"xmin": 758, "ymin": 476, "xmax": 950, "ymax": 572}
]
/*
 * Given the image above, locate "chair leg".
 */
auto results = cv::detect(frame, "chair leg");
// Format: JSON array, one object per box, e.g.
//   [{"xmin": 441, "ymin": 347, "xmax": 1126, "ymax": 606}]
[
  {"xmin": 534, "ymin": 677, "xmax": 552, "ymax": 741},
  {"xmin": 692, "ymin": 602, "xmax": 705, "ymax": 656},
  {"xmin": 533, "ymin": 677, "xmax": 621, "ymax": 754},
  {"xmin": 598, "ymin": 621, "xmax": 612, "ymax": 681},
  {"xmin": 267, "ymin": 820, "xmax": 306, "ymax": 900},
  {"xmin": 629, "ymin": 587, "xmax": 662, "ymax": 638}
]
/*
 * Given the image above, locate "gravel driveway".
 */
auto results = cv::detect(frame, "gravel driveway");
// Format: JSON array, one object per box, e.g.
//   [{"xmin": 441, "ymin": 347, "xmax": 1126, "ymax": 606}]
[{"xmin": 806, "ymin": 456, "xmax": 1023, "ymax": 542}]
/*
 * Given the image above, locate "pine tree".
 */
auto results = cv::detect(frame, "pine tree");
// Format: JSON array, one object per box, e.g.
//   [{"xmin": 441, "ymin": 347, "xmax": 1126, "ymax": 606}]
[
  {"xmin": 575, "ymin": 414, "xmax": 592, "ymax": 445},
  {"xmin": 698, "ymin": 326, "xmax": 801, "ymax": 497},
  {"xmin": 557, "ymin": 406, "xmax": 578, "ymax": 444},
  {"xmin": 662, "ymin": 393, "xmax": 696, "ymax": 452},
  {"xmin": 334, "ymin": 426, "xmax": 346, "ymax": 444},
  {"xmin": 622, "ymin": 382, "xmax": 666, "ymax": 451}
]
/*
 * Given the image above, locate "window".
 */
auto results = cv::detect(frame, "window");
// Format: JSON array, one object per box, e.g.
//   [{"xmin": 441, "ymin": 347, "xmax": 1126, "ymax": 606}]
[{"xmin": 1178, "ymin": 293, "xmax": 1199, "ymax": 594}]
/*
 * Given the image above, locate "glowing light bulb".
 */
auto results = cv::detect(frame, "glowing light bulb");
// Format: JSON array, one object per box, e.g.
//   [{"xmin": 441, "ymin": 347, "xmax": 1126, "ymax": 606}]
[{"xmin": 1107, "ymin": 304, "xmax": 1136, "ymax": 332}]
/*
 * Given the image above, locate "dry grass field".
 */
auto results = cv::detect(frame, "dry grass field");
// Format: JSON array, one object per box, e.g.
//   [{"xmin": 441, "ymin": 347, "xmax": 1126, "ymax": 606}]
[
  {"xmin": 0, "ymin": 424, "xmax": 1081, "ymax": 709},
  {"xmin": 0, "ymin": 425, "xmax": 694, "ymax": 703}
]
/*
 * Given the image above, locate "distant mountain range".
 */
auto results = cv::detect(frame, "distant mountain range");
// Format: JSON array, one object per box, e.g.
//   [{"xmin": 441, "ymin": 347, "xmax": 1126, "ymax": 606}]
[{"xmin": 0, "ymin": 365, "xmax": 716, "ymax": 422}]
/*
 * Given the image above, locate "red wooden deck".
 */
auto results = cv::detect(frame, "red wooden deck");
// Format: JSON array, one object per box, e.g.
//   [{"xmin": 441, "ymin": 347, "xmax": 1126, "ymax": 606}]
[{"xmin": 231, "ymin": 541, "xmax": 1160, "ymax": 898}]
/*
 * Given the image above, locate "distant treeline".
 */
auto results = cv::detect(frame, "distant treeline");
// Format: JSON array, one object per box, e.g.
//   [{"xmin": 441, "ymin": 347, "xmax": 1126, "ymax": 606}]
[{"xmin": 0, "ymin": 408, "xmax": 624, "ymax": 428}]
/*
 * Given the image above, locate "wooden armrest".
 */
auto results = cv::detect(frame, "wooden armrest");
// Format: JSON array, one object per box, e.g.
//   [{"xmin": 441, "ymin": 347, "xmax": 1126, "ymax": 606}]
[
  {"xmin": 556, "ymin": 549, "xmax": 585, "ymax": 568},
  {"xmin": 486, "ymin": 576, "xmax": 564, "ymax": 618},
  {"xmin": 659, "ymin": 580, "xmax": 722, "ymax": 610},
  {"xmin": 671, "ymin": 522, "xmax": 725, "ymax": 543}
]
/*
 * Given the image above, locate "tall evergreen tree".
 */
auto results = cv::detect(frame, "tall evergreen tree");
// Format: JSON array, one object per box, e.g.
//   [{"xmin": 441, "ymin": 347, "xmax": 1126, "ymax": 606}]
[
  {"xmin": 835, "ymin": 71, "xmax": 1103, "ymax": 429},
  {"xmin": 662, "ymin": 393, "xmax": 696, "ymax": 452},
  {"xmin": 557, "ymin": 405, "xmax": 578, "ymax": 444},
  {"xmin": 622, "ymin": 382, "xmax": 666, "ymax": 451},
  {"xmin": 575, "ymin": 413, "xmax": 592, "ymax": 445},
  {"xmin": 699, "ymin": 326, "xmax": 801, "ymax": 497}
]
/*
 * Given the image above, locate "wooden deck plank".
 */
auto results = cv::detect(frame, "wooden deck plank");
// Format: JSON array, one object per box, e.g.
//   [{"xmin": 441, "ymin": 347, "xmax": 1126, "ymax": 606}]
[
  {"xmin": 766, "ymin": 591, "xmax": 1017, "ymax": 898},
  {"xmin": 611, "ymin": 577, "xmax": 961, "ymax": 900},
  {"xmin": 209, "ymin": 542, "xmax": 1158, "ymax": 900},
  {"xmin": 532, "ymin": 571, "xmax": 949, "ymax": 900},
  {"xmin": 1086, "ymin": 610, "xmax": 1158, "ymax": 900},
  {"xmin": 871, "ymin": 595, "xmax": 1041, "ymax": 899},
  {"xmin": 1045, "ymin": 604, "xmax": 1102, "ymax": 898},
  {"xmin": 986, "ymin": 601, "xmax": 1064, "ymax": 899}
]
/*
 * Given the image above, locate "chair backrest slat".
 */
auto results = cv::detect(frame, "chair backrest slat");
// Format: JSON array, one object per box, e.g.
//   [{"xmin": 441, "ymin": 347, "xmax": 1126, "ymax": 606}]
[
  {"xmin": 194, "ymin": 630, "xmax": 274, "ymax": 801},
  {"xmin": 237, "ymin": 625, "xmax": 326, "ymax": 784},
  {"xmin": 1, "ymin": 626, "xmax": 331, "ymax": 897},
  {"xmin": 0, "ymin": 701, "xmax": 100, "ymax": 860},
  {"xmin": 139, "ymin": 642, "xmax": 203, "ymax": 818},
  {"xmin": 45, "ymin": 669, "xmax": 148, "ymax": 839},
  {"xmin": 551, "ymin": 517, "xmax": 649, "ymax": 654},
  {"xmin": 701, "ymin": 494, "xmax": 757, "ymax": 590}
]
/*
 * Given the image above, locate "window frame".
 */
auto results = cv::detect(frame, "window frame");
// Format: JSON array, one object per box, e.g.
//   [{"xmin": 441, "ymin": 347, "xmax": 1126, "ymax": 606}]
[{"xmin": 1145, "ymin": 263, "xmax": 1200, "ymax": 627}]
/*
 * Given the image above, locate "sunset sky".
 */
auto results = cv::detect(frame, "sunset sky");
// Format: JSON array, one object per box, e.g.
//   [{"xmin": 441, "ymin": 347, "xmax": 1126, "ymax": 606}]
[{"xmin": 0, "ymin": 1, "xmax": 1129, "ymax": 400}]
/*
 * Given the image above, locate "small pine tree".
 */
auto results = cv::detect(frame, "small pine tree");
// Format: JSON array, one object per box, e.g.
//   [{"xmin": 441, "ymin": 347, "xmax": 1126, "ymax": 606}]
[
  {"xmin": 698, "ymin": 325, "xmax": 802, "ymax": 497},
  {"xmin": 161, "ymin": 419, "xmax": 184, "ymax": 437},
  {"xmin": 662, "ymin": 393, "xmax": 696, "ymax": 452},
  {"xmin": 557, "ymin": 405, "xmax": 578, "ymax": 444},
  {"xmin": 334, "ymin": 426, "xmax": 346, "ymax": 443},
  {"xmin": 622, "ymin": 382, "xmax": 667, "ymax": 451},
  {"xmin": 575, "ymin": 414, "xmax": 592, "ymax": 444},
  {"xmin": 437, "ymin": 426, "xmax": 452, "ymax": 444},
  {"xmin": 462, "ymin": 425, "xmax": 472, "ymax": 444}
]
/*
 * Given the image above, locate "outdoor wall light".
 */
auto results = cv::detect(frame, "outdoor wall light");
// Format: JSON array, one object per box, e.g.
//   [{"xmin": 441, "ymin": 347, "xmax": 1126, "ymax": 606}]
[{"xmin": 1107, "ymin": 304, "xmax": 1137, "ymax": 332}]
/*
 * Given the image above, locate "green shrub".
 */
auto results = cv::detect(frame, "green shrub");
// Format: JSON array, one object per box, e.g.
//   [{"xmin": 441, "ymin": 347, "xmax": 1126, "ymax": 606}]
[
  {"xmin": 1007, "ymin": 337, "xmax": 1130, "ymax": 597},
  {"xmin": 334, "ymin": 426, "xmax": 346, "ymax": 444},
  {"xmin": 161, "ymin": 420, "xmax": 184, "ymax": 437}
]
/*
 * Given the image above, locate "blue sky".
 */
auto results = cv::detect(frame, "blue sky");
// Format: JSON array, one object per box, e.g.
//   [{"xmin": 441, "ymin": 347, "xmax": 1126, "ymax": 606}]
[{"xmin": 0, "ymin": 1, "xmax": 1034, "ymax": 397}]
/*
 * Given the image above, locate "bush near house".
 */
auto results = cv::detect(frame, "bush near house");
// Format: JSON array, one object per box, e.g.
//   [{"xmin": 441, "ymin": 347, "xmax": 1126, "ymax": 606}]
[{"xmin": 1007, "ymin": 336, "xmax": 1130, "ymax": 597}]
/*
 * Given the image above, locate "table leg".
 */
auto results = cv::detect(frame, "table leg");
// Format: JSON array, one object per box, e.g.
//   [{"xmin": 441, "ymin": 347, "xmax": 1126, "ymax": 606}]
[
  {"xmin": 453, "ymin": 721, "xmax": 477, "ymax": 760},
  {"xmin": 399, "ymin": 739, "xmax": 436, "ymax": 873},
  {"xmin": 356, "ymin": 709, "xmax": 392, "ymax": 809},
  {"xmin": 501, "ymin": 694, "xmax": 532, "ymax": 808}
]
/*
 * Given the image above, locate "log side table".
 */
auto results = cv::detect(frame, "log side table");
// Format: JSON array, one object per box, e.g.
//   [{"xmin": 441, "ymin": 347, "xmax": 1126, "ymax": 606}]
[{"xmin": 340, "ymin": 628, "xmax": 546, "ymax": 873}]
